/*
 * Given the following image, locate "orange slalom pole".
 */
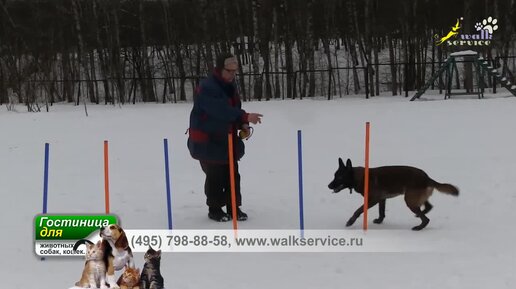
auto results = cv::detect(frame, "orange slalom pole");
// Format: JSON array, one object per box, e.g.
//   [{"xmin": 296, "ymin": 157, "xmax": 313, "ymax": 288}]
[
  {"xmin": 104, "ymin": 140, "xmax": 110, "ymax": 214},
  {"xmin": 363, "ymin": 122, "xmax": 370, "ymax": 231},
  {"xmin": 228, "ymin": 133, "xmax": 238, "ymax": 232}
]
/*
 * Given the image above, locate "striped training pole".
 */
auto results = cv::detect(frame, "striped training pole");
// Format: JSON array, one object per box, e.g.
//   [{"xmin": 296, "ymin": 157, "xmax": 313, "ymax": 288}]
[
  {"xmin": 363, "ymin": 122, "xmax": 370, "ymax": 231},
  {"xmin": 41, "ymin": 143, "xmax": 50, "ymax": 261},
  {"xmin": 163, "ymin": 139, "xmax": 173, "ymax": 230},
  {"xmin": 104, "ymin": 140, "xmax": 110, "ymax": 214},
  {"xmin": 228, "ymin": 133, "xmax": 238, "ymax": 233},
  {"xmin": 297, "ymin": 130, "xmax": 305, "ymax": 237}
]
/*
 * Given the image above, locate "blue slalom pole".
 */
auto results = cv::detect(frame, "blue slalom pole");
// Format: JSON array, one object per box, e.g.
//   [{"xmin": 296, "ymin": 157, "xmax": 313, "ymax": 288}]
[
  {"xmin": 297, "ymin": 130, "xmax": 304, "ymax": 237},
  {"xmin": 41, "ymin": 143, "xmax": 50, "ymax": 261},
  {"xmin": 42, "ymin": 143, "xmax": 49, "ymax": 214},
  {"xmin": 163, "ymin": 139, "xmax": 173, "ymax": 230}
]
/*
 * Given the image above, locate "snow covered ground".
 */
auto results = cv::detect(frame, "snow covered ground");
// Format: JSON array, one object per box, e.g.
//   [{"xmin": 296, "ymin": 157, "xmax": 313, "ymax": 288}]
[{"xmin": 1, "ymin": 90, "xmax": 515, "ymax": 288}]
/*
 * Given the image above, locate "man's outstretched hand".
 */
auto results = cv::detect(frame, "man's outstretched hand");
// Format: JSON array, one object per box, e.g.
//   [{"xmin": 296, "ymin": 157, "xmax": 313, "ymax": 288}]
[{"xmin": 247, "ymin": 113, "xmax": 263, "ymax": 124}]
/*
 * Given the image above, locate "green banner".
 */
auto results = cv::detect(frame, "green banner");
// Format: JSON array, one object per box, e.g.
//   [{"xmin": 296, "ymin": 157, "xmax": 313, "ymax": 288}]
[{"xmin": 34, "ymin": 214, "xmax": 117, "ymax": 240}]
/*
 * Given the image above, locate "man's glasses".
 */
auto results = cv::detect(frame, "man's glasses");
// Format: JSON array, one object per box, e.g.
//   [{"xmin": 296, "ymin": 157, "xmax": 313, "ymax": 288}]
[{"xmin": 224, "ymin": 68, "xmax": 238, "ymax": 74}]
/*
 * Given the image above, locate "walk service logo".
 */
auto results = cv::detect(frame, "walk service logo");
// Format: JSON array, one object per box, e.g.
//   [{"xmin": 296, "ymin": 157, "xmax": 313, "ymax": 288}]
[{"xmin": 435, "ymin": 16, "xmax": 499, "ymax": 46}]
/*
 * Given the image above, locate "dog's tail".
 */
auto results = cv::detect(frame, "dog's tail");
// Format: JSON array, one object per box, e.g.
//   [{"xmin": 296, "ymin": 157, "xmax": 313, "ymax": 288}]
[
  {"xmin": 431, "ymin": 180, "xmax": 459, "ymax": 196},
  {"xmin": 73, "ymin": 239, "xmax": 94, "ymax": 251}
]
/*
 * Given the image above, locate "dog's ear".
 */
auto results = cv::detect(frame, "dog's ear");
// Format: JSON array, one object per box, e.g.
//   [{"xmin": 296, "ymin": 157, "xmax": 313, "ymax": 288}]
[
  {"xmin": 101, "ymin": 239, "xmax": 109, "ymax": 250},
  {"xmin": 115, "ymin": 229, "xmax": 129, "ymax": 249},
  {"xmin": 346, "ymin": 158, "xmax": 352, "ymax": 168},
  {"xmin": 338, "ymin": 157, "xmax": 344, "ymax": 168}
]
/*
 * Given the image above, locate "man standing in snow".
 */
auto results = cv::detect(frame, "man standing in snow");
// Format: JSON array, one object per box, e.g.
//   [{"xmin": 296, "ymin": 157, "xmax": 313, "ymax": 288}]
[{"xmin": 187, "ymin": 53, "xmax": 263, "ymax": 222}]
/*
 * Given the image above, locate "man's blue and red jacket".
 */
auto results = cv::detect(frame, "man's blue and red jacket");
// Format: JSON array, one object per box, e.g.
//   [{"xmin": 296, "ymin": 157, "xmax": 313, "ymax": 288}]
[{"xmin": 187, "ymin": 70, "xmax": 249, "ymax": 163}]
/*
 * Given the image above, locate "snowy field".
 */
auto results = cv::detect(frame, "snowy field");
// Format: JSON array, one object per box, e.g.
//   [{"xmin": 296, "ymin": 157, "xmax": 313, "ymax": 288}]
[{"xmin": 1, "ymin": 91, "xmax": 516, "ymax": 289}]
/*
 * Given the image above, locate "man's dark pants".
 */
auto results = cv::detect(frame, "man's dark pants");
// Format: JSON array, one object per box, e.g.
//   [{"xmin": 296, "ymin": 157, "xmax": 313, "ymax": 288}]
[{"xmin": 200, "ymin": 161, "xmax": 242, "ymax": 209}]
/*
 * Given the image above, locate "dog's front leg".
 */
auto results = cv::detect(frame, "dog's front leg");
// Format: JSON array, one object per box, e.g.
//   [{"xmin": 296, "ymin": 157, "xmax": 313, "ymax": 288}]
[
  {"xmin": 346, "ymin": 201, "xmax": 379, "ymax": 227},
  {"xmin": 346, "ymin": 205, "xmax": 364, "ymax": 226},
  {"xmin": 106, "ymin": 257, "xmax": 120, "ymax": 289}
]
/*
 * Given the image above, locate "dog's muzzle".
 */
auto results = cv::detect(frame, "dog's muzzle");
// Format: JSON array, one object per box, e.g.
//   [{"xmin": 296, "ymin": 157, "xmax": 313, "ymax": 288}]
[
  {"xmin": 331, "ymin": 184, "xmax": 346, "ymax": 193},
  {"xmin": 330, "ymin": 185, "xmax": 353, "ymax": 194},
  {"xmin": 99, "ymin": 226, "xmax": 111, "ymax": 239}
]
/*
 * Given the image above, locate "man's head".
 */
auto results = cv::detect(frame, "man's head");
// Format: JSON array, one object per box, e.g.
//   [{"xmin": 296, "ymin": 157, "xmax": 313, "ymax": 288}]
[{"xmin": 216, "ymin": 53, "xmax": 238, "ymax": 82}]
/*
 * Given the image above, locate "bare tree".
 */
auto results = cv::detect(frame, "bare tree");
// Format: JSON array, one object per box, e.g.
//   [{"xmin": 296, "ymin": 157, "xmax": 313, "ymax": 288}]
[
  {"xmin": 138, "ymin": 0, "xmax": 156, "ymax": 102},
  {"xmin": 272, "ymin": 2, "xmax": 282, "ymax": 99},
  {"xmin": 280, "ymin": 0, "xmax": 294, "ymax": 99},
  {"xmin": 71, "ymin": 0, "xmax": 86, "ymax": 107},
  {"xmin": 250, "ymin": 0, "xmax": 262, "ymax": 100},
  {"xmin": 463, "ymin": 0, "xmax": 474, "ymax": 93},
  {"xmin": 388, "ymin": 34, "xmax": 398, "ymax": 95}
]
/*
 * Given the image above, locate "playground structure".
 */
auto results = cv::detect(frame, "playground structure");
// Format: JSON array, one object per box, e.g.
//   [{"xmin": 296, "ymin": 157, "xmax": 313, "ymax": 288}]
[{"xmin": 411, "ymin": 50, "xmax": 516, "ymax": 101}]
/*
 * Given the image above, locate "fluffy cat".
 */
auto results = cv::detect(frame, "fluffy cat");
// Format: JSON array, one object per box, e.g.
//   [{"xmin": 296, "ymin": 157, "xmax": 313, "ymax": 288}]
[
  {"xmin": 140, "ymin": 247, "xmax": 164, "ymax": 289},
  {"xmin": 75, "ymin": 240, "xmax": 108, "ymax": 289},
  {"xmin": 117, "ymin": 266, "xmax": 140, "ymax": 289}
]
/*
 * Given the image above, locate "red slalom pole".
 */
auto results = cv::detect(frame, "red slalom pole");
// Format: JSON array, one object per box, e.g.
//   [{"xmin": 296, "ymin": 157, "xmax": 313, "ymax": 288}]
[
  {"xmin": 104, "ymin": 140, "xmax": 110, "ymax": 214},
  {"xmin": 363, "ymin": 122, "xmax": 370, "ymax": 231},
  {"xmin": 228, "ymin": 133, "xmax": 238, "ymax": 233}
]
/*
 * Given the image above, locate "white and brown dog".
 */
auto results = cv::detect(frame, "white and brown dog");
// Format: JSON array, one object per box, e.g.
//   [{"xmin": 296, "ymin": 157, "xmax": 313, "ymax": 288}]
[{"xmin": 100, "ymin": 224, "xmax": 134, "ymax": 288}]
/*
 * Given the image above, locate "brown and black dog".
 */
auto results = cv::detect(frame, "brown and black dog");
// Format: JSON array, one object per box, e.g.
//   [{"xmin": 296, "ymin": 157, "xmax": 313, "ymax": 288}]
[
  {"xmin": 73, "ymin": 224, "xmax": 134, "ymax": 288},
  {"xmin": 100, "ymin": 224, "xmax": 135, "ymax": 288},
  {"xmin": 328, "ymin": 158, "xmax": 459, "ymax": 230}
]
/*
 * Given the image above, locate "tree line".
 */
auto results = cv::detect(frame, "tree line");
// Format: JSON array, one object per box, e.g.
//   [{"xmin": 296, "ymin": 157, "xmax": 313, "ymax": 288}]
[{"xmin": 0, "ymin": 0, "xmax": 515, "ymax": 111}]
